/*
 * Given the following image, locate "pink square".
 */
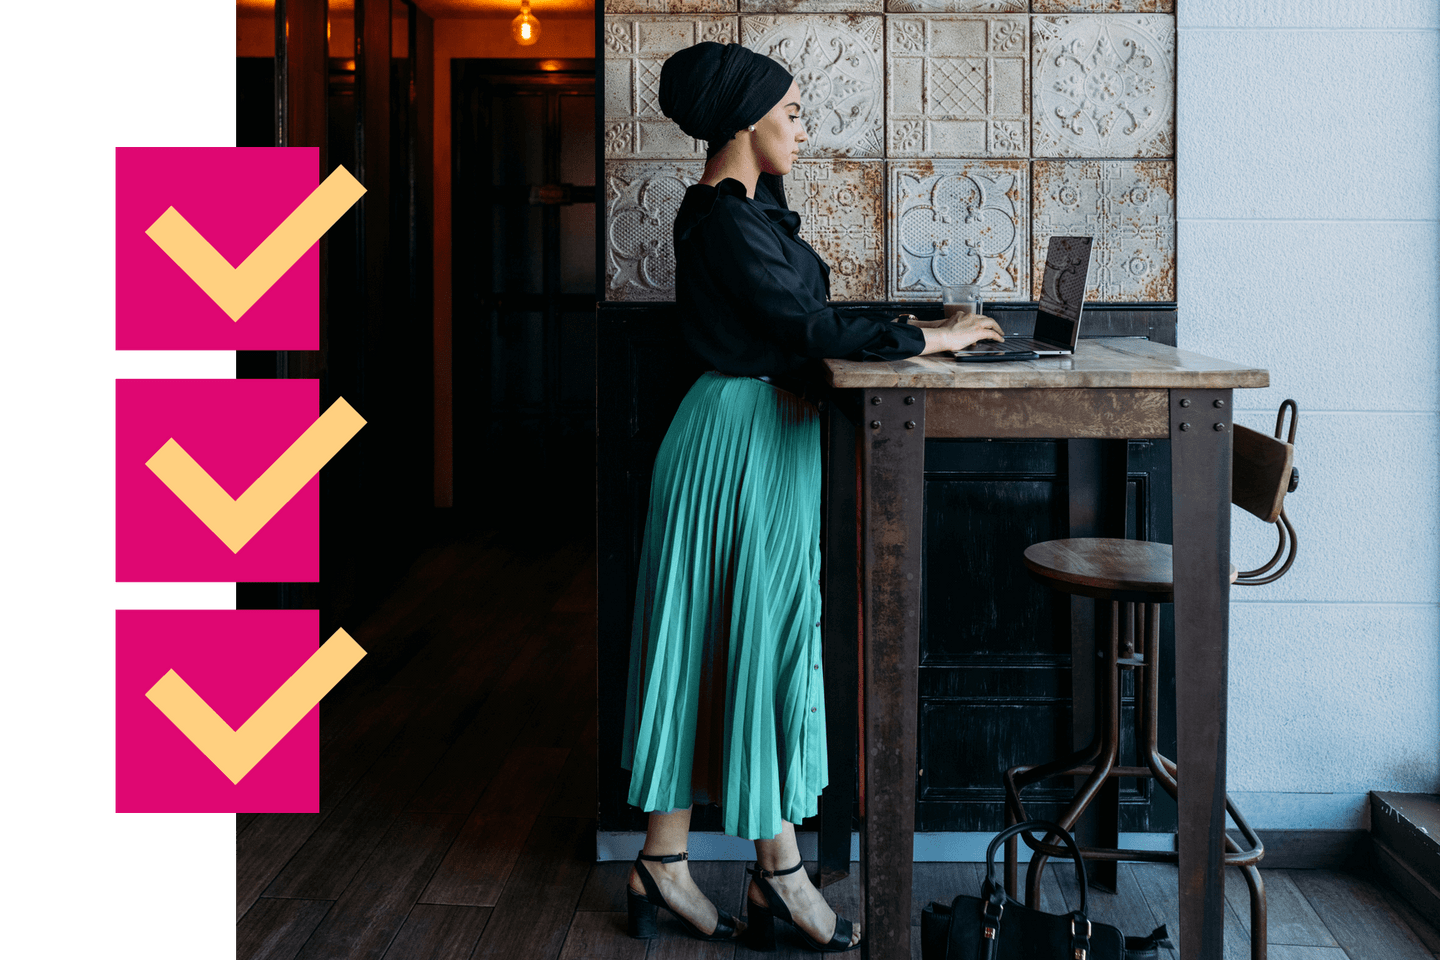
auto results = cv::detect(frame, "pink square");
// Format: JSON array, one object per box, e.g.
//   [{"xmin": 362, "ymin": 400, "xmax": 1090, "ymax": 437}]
[
  {"xmin": 116, "ymin": 609, "xmax": 320, "ymax": 813},
  {"xmin": 116, "ymin": 379, "xmax": 319, "ymax": 582},
  {"xmin": 116, "ymin": 147, "xmax": 319, "ymax": 350}
]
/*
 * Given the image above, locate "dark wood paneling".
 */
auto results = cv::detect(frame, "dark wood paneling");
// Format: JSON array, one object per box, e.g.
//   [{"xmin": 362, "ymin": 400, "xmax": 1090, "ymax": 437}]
[{"xmin": 278, "ymin": 0, "xmax": 328, "ymax": 161}]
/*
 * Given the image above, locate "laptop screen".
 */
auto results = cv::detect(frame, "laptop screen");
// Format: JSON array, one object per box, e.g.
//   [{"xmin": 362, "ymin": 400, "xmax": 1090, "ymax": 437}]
[{"xmin": 1034, "ymin": 236, "xmax": 1094, "ymax": 347}]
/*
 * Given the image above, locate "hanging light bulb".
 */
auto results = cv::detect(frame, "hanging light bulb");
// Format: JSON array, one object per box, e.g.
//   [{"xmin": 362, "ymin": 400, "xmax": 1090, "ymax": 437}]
[{"xmin": 512, "ymin": 1, "xmax": 541, "ymax": 46}]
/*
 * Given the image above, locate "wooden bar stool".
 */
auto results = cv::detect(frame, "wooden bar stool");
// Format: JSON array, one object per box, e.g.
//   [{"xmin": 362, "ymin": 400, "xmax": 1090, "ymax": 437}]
[{"xmin": 1003, "ymin": 401, "xmax": 1300, "ymax": 960}]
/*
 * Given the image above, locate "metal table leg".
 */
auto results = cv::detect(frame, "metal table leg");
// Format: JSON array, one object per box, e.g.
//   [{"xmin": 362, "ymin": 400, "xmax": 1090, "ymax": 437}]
[
  {"xmin": 859, "ymin": 388, "xmax": 925, "ymax": 960},
  {"xmin": 1169, "ymin": 388, "xmax": 1233, "ymax": 960}
]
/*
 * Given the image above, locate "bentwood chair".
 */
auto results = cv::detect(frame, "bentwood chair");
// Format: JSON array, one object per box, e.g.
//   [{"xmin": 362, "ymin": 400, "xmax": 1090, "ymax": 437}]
[{"xmin": 1003, "ymin": 401, "xmax": 1300, "ymax": 960}]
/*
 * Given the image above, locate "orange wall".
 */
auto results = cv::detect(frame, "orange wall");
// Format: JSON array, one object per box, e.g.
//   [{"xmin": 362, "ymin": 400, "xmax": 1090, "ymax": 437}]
[
  {"xmin": 431, "ymin": 15, "xmax": 594, "ymax": 506},
  {"xmin": 236, "ymin": 13, "xmax": 410, "ymax": 58},
  {"xmin": 237, "ymin": 15, "xmax": 273, "ymax": 56}
]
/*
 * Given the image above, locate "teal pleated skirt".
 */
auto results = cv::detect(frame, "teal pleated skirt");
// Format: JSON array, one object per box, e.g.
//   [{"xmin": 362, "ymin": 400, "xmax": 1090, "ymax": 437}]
[{"xmin": 621, "ymin": 371, "xmax": 827, "ymax": 841}]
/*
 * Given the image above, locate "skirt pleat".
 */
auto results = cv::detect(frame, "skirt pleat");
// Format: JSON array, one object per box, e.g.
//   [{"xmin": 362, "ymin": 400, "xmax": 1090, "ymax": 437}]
[{"xmin": 621, "ymin": 371, "xmax": 827, "ymax": 841}]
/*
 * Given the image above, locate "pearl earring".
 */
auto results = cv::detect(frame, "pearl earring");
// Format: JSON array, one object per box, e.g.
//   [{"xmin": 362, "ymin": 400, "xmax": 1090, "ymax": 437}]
[{"xmin": 748, "ymin": 125, "xmax": 755, "ymax": 132}]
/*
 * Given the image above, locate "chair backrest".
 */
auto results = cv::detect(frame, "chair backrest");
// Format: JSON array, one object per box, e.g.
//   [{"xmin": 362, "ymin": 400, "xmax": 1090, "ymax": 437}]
[
  {"xmin": 1232, "ymin": 425, "xmax": 1294, "ymax": 522},
  {"xmin": 1232, "ymin": 401, "xmax": 1299, "ymax": 585}
]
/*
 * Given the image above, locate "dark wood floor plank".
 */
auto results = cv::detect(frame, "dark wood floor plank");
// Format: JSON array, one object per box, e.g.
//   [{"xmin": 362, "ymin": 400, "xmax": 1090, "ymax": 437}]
[
  {"xmin": 1130, "ymin": 862, "xmax": 1252, "ymax": 959},
  {"xmin": 1288, "ymin": 868, "xmax": 1435, "ymax": 960},
  {"xmin": 404, "ymin": 613, "xmax": 590, "ymax": 816},
  {"xmin": 579, "ymin": 862, "xmax": 633, "ymax": 913},
  {"xmin": 380, "ymin": 903, "xmax": 492, "ymax": 960},
  {"xmin": 421, "ymin": 746, "xmax": 571, "ymax": 906},
  {"xmin": 327, "ymin": 539, "xmax": 586, "ymax": 744},
  {"xmin": 1265, "ymin": 947, "xmax": 1349, "ymax": 960},
  {"xmin": 321, "ymin": 539, "xmax": 510, "ymax": 740},
  {"xmin": 238, "ymin": 815, "xmax": 329, "ymax": 921},
  {"xmin": 294, "ymin": 812, "xmax": 460, "ymax": 960},
  {"xmin": 238, "ymin": 687, "xmax": 431, "ymax": 915},
  {"xmin": 546, "ymin": 709, "xmax": 599, "ymax": 819},
  {"xmin": 1224, "ymin": 869, "xmax": 1336, "ymax": 947},
  {"xmin": 552, "ymin": 554, "xmax": 597, "ymax": 614},
  {"xmin": 911, "ymin": 862, "xmax": 979, "ymax": 926},
  {"xmin": 1049, "ymin": 862, "xmax": 1161, "ymax": 937},
  {"xmin": 512, "ymin": 613, "xmax": 597, "ymax": 754},
  {"xmin": 237, "ymin": 897, "xmax": 332, "ymax": 960},
  {"xmin": 262, "ymin": 735, "xmax": 452, "ymax": 900},
  {"xmin": 265, "ymin": 573, "xmax": 587, "ymax": 901},
  {"xmin": 240, "ymin": 664, "xmax": 446, "ymax": 915},
  {"xmin": 646, "ymin": 935, "xmax": 740, "ymax": 960},
  {"xmin": 560, "ymin": 912, "xmax": 646, "ymax": 960},
  {"xmin": 470, "ymin": 816, "xmax": 597, "ymax": 960}
]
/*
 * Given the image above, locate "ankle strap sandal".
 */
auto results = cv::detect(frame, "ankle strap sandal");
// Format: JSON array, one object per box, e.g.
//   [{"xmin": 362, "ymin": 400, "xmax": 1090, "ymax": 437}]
[
  {"xmin": 627, "ymin": 852, "xmax": 740, "ymax": 943},
  {"xmin": 745, "ymin": 860, "xmax": 860, "ymax": 953}
]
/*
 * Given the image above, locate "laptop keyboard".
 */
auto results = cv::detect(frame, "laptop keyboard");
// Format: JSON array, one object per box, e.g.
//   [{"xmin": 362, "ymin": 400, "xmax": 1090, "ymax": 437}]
[{"xmin": 959, "ymin": 337, "xmax": 1051, "ymax": 353}]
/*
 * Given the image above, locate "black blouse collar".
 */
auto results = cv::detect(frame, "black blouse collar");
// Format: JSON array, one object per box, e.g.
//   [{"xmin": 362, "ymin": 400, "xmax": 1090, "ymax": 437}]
[{"xmin": 676, "ymin": 177, "xmax": 802, "ymax": 240}]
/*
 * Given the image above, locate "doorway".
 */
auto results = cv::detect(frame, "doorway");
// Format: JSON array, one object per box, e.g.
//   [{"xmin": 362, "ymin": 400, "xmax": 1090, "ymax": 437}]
[{"xmin": 451, "ymin": 59, "xmax": 597, "ymax": 518}]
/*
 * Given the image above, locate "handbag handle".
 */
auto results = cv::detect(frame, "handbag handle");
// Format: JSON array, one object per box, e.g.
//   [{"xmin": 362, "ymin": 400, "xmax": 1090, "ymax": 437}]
[{"xmin": 982, "ymin": 820, "xmax": 1091, "ymax": 916}]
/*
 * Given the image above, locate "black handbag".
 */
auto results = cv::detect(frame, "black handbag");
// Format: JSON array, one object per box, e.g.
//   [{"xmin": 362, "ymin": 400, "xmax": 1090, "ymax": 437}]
[{"xmin": 920, "ymin": 820, "xmax": 1165, "ymax": 960}]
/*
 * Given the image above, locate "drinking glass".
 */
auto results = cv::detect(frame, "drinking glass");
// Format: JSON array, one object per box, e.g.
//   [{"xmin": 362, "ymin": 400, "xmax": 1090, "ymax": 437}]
[{"xmin": 942, "ymin": 283, "xmax": 983, "ymax": 320}]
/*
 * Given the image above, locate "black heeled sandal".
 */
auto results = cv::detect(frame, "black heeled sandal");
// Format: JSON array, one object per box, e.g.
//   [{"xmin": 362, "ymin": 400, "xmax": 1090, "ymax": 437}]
[
  {"xmin": 744, "ymin": 860, "xmax": 861, "ymax": 953},
  {"xmin": 626, "ymin": 852, "xmax": 741, "ymax": 942}
]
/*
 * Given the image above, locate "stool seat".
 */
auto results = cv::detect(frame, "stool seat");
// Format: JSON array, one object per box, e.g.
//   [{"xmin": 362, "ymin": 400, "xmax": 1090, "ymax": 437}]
[{"xmin": 1023, "ymin": 538, "xmax": 1238, "ymax": 604}]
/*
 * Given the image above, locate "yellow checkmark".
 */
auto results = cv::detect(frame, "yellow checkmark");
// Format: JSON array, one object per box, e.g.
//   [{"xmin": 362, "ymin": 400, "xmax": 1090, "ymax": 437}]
[
  {"xmin": 145, "ymin": 397, "xmax": 365, "ymax": 553},
  {"xmin": 145, "ymin": 628, "xmax": 366, "ymax": 784},
  {"xmin": 144, "ymin": 165, "xmax": 366, "ymax": 321}
]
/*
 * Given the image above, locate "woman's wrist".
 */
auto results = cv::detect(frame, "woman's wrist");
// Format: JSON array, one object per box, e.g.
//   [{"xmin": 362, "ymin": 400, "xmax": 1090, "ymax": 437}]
[{"xmin": 918, "ymin": 326, "xmax": 957, "ymax": 356}]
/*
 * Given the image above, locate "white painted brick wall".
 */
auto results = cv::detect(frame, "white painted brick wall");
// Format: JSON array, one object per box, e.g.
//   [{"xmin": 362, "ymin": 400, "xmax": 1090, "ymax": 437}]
[{"xmin": 1178, "ymin": 0, "xmax": 1440, "ymax": 827}]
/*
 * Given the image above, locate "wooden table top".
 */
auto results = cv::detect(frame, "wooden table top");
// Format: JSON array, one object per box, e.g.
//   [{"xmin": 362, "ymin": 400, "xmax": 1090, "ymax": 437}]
[{"xmin": 823, "ymin": 338, "xmax": 1270, "ymax": 390}]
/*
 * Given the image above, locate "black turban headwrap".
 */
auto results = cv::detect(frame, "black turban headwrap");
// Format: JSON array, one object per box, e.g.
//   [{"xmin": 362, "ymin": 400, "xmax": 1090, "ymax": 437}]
[
  {"xmin": 658, "ymin": 42, "xmax": 795, "ymax": 207},
  {"xmin": 659, "ymin": 42, "xmax": 794, "ymax": 158}
]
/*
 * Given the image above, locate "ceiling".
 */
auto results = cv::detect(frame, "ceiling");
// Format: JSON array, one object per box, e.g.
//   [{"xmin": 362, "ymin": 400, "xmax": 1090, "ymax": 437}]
[{"xmin": 238, "ymin": 0, "xmax": 595, "ymax": 17}]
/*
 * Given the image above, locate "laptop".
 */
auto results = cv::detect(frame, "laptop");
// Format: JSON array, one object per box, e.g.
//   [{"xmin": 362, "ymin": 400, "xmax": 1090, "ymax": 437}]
[{"xmin": 954, "ymin": 236, "xmax": 1095, "ymax": 358}]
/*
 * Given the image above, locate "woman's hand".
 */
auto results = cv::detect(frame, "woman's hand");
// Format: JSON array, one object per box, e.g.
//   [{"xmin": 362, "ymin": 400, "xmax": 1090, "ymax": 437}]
[{"xmin": 917, "ymin": 309, "xmax": 1006, "ymax": 355}]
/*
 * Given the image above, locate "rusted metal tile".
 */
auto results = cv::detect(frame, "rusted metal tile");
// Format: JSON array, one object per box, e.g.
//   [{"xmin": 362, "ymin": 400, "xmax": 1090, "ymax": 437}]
[
  {"xmin": 740, "ymin": 14, "xmax": 885, "ymax": 158},
  {"xmin": 887, "ymin": 0, "xmax": 1024, "ymax": 10},
  {"xmin": 791, "ymin": 159, "xmax": 885, "ymax": 301},
  {"xmin": 888, "ymin": 158, "xmax": 1029, "ymax": 302},
  {"xmin": 1033, "ymin": 0, "xmax": 1172, "ymax": 11},
  {"xmin": 605, "ymin": 160, "xmax": 704, "ymax": 300},
  {"xmin": 603, "ymin": 16, "xmax": 738, "ymax": 160},
  {"xmin": 1033, "ymin": 159, "xmax": 1176, "ymax": 301},
  {"xmin": 605, "ymin": 0, "xmax": 738, "ymax": 13},
  {"xmin": 1033, "ymin": 15, "xmax": 1175, "ymax": 158},
  {"xmin": 925, "ymin": 387, "xmax": 1170, "ymax": 438},
  {"xmin": 887, "ymin": 14, "xmax": 1028, "ymax": 157},
  {"xmin": 741, "ymin": 0, "xmax": 881, "ymax": 11}
]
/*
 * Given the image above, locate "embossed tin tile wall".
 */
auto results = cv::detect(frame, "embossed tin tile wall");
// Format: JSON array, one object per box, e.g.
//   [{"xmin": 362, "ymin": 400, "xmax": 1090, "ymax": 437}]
[
  {"xmin": 602, "ymin": 3, "xmax": 1178, "ymax": 303},
  {"xmin": 741, "ymin": 15, "xmax": 886, "ymax": 157},
  {"xmin": 606, "ymin": 161, "xmax": 705, "ymax": 300}
]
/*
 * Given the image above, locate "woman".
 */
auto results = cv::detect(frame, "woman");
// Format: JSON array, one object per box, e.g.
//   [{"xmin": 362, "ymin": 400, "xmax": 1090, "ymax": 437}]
[{"xmin": 620, "ymin": 42, "xmax": 1003, "ymax": 952}]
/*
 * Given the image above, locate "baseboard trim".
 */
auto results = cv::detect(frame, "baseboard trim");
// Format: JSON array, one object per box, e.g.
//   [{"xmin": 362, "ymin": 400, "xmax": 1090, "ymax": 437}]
[
  {"xmin": 597, "ymin": 831, "xmax": 1176, "ymax": 863},
  {"xmin": 598, "ymin": 828, "xmax": 1374, "ymax": 867},
  {"xmin": 1243, "ymin": 830, "xmax": 1370, "ymax": 869}
]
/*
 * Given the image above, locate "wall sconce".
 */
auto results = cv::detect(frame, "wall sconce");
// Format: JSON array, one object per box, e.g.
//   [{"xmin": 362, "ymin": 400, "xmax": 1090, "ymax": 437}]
[{"xmin": 512, "ymin": 1, "xmax": 541, "ymax": 46}]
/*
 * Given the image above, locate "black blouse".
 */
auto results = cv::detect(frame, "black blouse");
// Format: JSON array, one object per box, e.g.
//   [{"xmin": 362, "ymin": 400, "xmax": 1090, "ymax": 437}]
[{"xmin": 673, "ymin": 177, "xmax": 925, "ymax": 376}]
